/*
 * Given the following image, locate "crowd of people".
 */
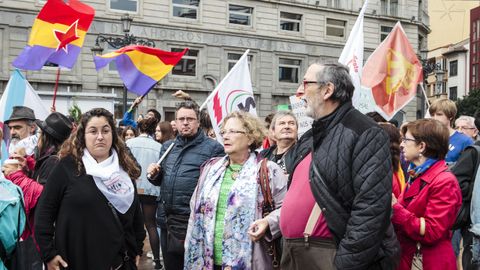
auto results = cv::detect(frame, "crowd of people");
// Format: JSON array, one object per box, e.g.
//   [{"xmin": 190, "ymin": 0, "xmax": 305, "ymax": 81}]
[{"xmin": 0, "ymin": 62, "xmax": 480, "ymax": 270}]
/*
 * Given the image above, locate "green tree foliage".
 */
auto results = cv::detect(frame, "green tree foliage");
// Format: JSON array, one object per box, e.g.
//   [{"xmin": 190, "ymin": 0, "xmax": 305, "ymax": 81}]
[{"xmin": 456, "ymin": 89, "xmax": 480, "ymax": 117}]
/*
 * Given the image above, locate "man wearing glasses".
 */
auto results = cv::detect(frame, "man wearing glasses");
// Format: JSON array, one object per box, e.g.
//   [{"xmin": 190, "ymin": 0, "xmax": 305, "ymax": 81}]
[
  {"xmin": 147, "ymin": 101, "xmax": 224, "ymax": 270},
  {"xmin": 281, "ymin": 62, "xmax": 399, "ymax": 270},
  {"xmin": 455, "ymin": 115, "xmax": 479, "ymax": 141}
]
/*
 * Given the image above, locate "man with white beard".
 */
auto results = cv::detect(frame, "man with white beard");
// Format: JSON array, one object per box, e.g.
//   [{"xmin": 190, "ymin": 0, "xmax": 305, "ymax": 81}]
[{"xmin": 5, "ymin": 106, "xmax": 37, "ymax": 156}]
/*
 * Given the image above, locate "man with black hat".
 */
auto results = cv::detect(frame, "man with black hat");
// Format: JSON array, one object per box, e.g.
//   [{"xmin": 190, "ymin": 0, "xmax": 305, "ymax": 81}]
[{"xmin": 5, "ymin": 106, "xmax": 37, "ymax": 156}]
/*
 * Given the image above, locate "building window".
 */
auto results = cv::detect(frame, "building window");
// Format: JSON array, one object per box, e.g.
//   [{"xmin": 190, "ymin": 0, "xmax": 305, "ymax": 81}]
[
  {"xmin": 326, "ymin": 18, "xmax": 346, "ymax": 38},
  {"xmin": 280, "ymin": 12, "xmax": 302, "ymax": 32},
  {"xmin": 229, "ymin": 4, "xmax": 253, "ymax": 26},
  {"xmin": 172, "ymin": 0, "xmax": 199, "ymax": 19},
  {"xmin": 110, "ymin": 0, "xmax": 137, "ymax": 12},
  {"xmin": 227, "ymin": 53, "xmax": 252, "ymax": 71},
  {"xmin": 172, "ymin": 48, "xmax": 198, "ymax": 76},
  {"xmin": 326, "ymin": 0, "xmax": 342, "ymax": 9},
  {"xmin": 449, "ymin": 60, "xmax": 458, "ymax": 77},
  {"xmin": 380, "ymin": 26, "xmax": 393, "ymax": 41},
  {"xmin": 380, "ymin": 0, "xmax": 398, "ymax": 16},
  {"xmin": 279, "ymin": 58, "xmax": 301, "ymax": 83},
  {"xmin": 449, "ymin": 87, "xmax": 458, "ymax": 101}
]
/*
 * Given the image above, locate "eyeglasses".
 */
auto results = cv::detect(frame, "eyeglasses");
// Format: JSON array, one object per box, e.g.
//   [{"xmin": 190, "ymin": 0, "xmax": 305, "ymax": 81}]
[
  {"xmin": 456, "ymin": 126, "xmax": 477, "ymax": 131},
  {"xmin": 401, "ymin": 137, "xmax": 417, "ymax": 143},
  {"xmin": 219, "ymin": 129, "xmax": 247, "ymax": 136},
  {"xmin": 176, "ymin": 117, "xmax": 197, "ymax": 123},
  {"xmin": 303, "ymin": 80, "xmax": 318, "ymax": 90}
]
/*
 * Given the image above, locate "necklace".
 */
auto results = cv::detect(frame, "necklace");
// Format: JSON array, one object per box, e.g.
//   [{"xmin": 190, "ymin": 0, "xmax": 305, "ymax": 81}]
[{"xmin": 228, "ymin": 164, "xmax": 242, "ymax": 180}]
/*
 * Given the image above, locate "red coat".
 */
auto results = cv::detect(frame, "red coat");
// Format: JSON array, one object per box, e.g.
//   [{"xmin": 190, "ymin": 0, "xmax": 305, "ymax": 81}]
[
  {"xmin": 5, "ymin": 170, "xmax": 43, "ymax": 239},
  {"xmin": 392, "ymin": 160, "xmax": 461, "ymax": 270}
]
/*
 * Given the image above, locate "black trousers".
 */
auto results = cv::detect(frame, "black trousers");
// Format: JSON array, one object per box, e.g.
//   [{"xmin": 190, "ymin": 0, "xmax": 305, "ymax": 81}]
[
  {"xmin": 461, "ymin": 227, "xmax": 480, "ymax": 270},
  {"xmin": 160, "ymin": 228, "xmax": 184, "ymax": 270}
]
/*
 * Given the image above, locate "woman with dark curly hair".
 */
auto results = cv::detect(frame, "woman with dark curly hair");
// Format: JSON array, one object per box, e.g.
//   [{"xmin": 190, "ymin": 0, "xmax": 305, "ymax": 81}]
[{"xmin": 34, "ymin": 108, "xmax": 145, "ymax": 270}]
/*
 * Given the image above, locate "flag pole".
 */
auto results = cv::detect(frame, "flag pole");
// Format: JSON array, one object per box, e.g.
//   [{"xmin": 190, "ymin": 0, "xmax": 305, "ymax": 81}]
[
  {"xmin": 419, "ymin": 83, "xmax": 430, "ymax": 108},
  {"xmin": 199, "ymin": 49, "xmax": 250, "ymax": 110},
  {"xmin": 52, "ymin": 67, "xmax": 61, "ymax": 111}
]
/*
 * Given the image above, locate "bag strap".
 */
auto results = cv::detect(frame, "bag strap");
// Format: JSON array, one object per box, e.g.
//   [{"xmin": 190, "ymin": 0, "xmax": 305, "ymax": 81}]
[
  {"xmin": 303, "ymin": 203, "xmax": 322, "ymax": 246},
  {"xmin": 258, "ymin": 158, "xmax": 274, "ymax": 216},
  {"xmin": 107, "ymin": 202, "xmax": 131, "ymax": 262}
]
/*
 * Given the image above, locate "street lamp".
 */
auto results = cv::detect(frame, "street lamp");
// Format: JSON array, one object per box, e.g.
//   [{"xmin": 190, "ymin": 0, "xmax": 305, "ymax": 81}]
[
  {"xmin": 91, "ymin": 13, "xmax": 156, "ymax": 114},
  {"xmin": 435, "ymin": 69, "xmax": 445, "ymax": 95},
  {"xmin": 418, "ymin": 49, "xmax": 443, "ymax": 117}
]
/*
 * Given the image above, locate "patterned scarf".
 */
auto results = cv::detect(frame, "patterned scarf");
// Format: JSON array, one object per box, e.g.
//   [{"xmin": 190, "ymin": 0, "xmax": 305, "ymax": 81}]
[
  {"xmin": 406, "ymin": 158, "xmax": 438, "ymax": 188},
  {"xmin": 185, "ymin": 153, "xmax": 259, "ymax": 270},
  {"xmin": 82, "ymin": 149, "xmax": 134, "ymax": 214}
]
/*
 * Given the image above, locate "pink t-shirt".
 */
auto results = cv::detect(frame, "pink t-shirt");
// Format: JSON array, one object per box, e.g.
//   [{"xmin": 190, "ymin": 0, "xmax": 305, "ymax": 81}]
[{"xmin": 280, "ymin": 153, "xmax": 332, "ymax": 239}]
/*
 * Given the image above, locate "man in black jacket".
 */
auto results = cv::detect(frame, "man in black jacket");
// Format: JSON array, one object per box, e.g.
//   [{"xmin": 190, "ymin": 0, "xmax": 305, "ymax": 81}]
[
  {"xmin": 452, "ymin": 113, "xmax": 480, "ymax": 270},
  {"xmin": 147, "ymin": 101, "xmax": 224, "ymax": 270},
  {"xmin": 282, "ymin": 63, "xmax": 399, "ymax": 270}
]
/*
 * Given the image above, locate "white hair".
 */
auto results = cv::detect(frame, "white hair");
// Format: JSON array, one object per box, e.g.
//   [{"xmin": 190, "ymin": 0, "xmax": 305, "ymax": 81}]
[{"xmin": 455, "ymin": 115, "xmax": 476, "ymax": 129}]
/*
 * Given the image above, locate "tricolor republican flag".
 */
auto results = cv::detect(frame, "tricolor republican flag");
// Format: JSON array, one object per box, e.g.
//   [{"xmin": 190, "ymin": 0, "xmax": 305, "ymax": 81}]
[
  {"xmin": 0, "ymin": 70, "xmax": 49, "ymax": 164},
  {"xmin": 12, "ymin": 0, "xmax": 95, "ymax": 70},
  {"xmin": 338, "ymin": 0, "xmax": 370, "ymax": 111},
  {"xmin": 202, "ymin": 50, "xmax": 256, "ymax": 143}
]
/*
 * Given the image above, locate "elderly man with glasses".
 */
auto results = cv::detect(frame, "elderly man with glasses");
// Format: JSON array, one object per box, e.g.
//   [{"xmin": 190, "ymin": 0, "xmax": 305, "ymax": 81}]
[
  {"xmin": 282, "ymin": 62, "xmax": 400, "ymax": 270},
  {"xmin": 147, "ymin": 101, "xmax": 224, "ymax": 270},
  {"xmin": 455, "ymin": 115, "xmax": 479, "ymax": 141}
]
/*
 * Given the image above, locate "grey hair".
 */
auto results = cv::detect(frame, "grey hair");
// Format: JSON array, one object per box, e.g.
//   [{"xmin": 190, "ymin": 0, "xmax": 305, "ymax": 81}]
[
  {"xmin": 270, "ymin": 111, "xmax": 298, "ymax": 130},
  {"xmin": 455, "ymin": 115, "xmax": 477, "ymax": 129},
  {"xmin": 313, "ymin": 62, "xmax": 355, "ymax": 104}
]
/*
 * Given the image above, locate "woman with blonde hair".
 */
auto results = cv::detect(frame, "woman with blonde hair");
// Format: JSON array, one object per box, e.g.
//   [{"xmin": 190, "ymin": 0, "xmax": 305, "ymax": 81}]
[{"xmin": 184, "ymin": 111, "xmax": 288, "ymax": 270}]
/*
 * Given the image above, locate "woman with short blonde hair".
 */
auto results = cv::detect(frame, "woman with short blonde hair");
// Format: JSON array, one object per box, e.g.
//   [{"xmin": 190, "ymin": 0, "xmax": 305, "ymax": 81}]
[{"xmin": 185, "ymin": 111, "xmax": 288, "ymax": 270}]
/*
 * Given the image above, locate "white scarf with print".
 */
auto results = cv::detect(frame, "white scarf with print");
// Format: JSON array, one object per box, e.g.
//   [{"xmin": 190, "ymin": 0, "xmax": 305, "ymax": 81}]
[{"xmin": 82, "ymin": 149, "xmax": 134, "ymax": 214}]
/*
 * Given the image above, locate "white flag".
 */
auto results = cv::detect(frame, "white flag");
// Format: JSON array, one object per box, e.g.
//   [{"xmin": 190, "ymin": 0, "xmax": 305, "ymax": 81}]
[
  {"xmin": 203, "ymin": 50, "xmax": 256, "ymax": 143},
  {"xmin": 338, "ymin": 0, "xmax": 372, "ymax": 111},
  {"xmin": 0, "ymin": 69, "xmax": 49, "ymax": 163}
]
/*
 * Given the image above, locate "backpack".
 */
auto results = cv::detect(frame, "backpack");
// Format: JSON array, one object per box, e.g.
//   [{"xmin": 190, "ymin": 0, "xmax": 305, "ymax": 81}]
[{"xmin": 0, "ymin": 179, "xmax": 26, "ymax": 267}]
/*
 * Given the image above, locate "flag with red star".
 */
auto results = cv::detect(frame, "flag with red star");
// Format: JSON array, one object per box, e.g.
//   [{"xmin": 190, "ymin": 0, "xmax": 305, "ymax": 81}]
[{"xmin": 13, "ymin": 0, "xmax": 94, "ymax": 70}]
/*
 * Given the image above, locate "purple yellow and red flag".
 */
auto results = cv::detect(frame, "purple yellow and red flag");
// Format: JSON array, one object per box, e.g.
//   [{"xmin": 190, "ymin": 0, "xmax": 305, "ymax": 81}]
[
  {"xmin": 13, "ymin": 0, "xmax": 95, "ymax": 70},
  {"xmin": 94, "ymin": 45, "xmax": 188, "ymax": 96},
  {"xmin": 361, "ymin": 22, "xmax": 423, "ymax": 120}
]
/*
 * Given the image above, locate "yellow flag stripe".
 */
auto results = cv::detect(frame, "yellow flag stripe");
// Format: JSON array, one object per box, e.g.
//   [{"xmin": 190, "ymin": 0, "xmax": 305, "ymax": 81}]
[
  {"xmin": 125, "ymin": 50, "xmax": 173, "ymax": 81},
  {"xmin": 28, "ymin": 18, "xmax": 86, "ymax": 48}
]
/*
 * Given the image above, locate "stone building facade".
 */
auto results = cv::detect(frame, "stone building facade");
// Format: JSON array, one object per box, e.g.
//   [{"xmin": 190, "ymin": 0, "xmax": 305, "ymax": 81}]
[{"xmin": 0, "ymin": 0, "xmax": 429, "ymax": 121}]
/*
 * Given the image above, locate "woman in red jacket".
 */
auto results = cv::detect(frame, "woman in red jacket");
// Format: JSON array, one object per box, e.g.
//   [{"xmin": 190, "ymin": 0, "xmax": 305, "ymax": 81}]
[{"xmin": 392, "ymin": 119, "xmax": 462, "ymax": 270}]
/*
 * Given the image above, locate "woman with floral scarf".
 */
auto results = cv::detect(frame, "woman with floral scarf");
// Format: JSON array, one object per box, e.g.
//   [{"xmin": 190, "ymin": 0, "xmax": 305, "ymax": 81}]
[
  {"xmin": 391, "ymin": 119, "xmax": 462, "ymax": 270},
  {"xmin": 184, "ymin": 111, "xmax": 288, "ymax": 270}
]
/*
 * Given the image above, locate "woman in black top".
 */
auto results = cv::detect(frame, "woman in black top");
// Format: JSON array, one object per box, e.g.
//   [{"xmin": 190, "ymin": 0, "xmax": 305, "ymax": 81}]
[{"xmin": 34, "ymin": 108, "xmax": 145, "ymax": 270}]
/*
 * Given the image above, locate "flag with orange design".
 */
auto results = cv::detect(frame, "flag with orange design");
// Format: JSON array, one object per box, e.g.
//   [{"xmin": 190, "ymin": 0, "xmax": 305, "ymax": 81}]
[{"xmin": 362, "ymin": 22, "xmax": 422, "ymax": 120}]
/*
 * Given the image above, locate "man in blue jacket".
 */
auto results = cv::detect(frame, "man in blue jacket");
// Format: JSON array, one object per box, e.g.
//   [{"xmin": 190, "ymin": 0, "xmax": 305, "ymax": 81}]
[{"xmin": 147, "ymin": 101, "xmax": 224, "ymax": 270}]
